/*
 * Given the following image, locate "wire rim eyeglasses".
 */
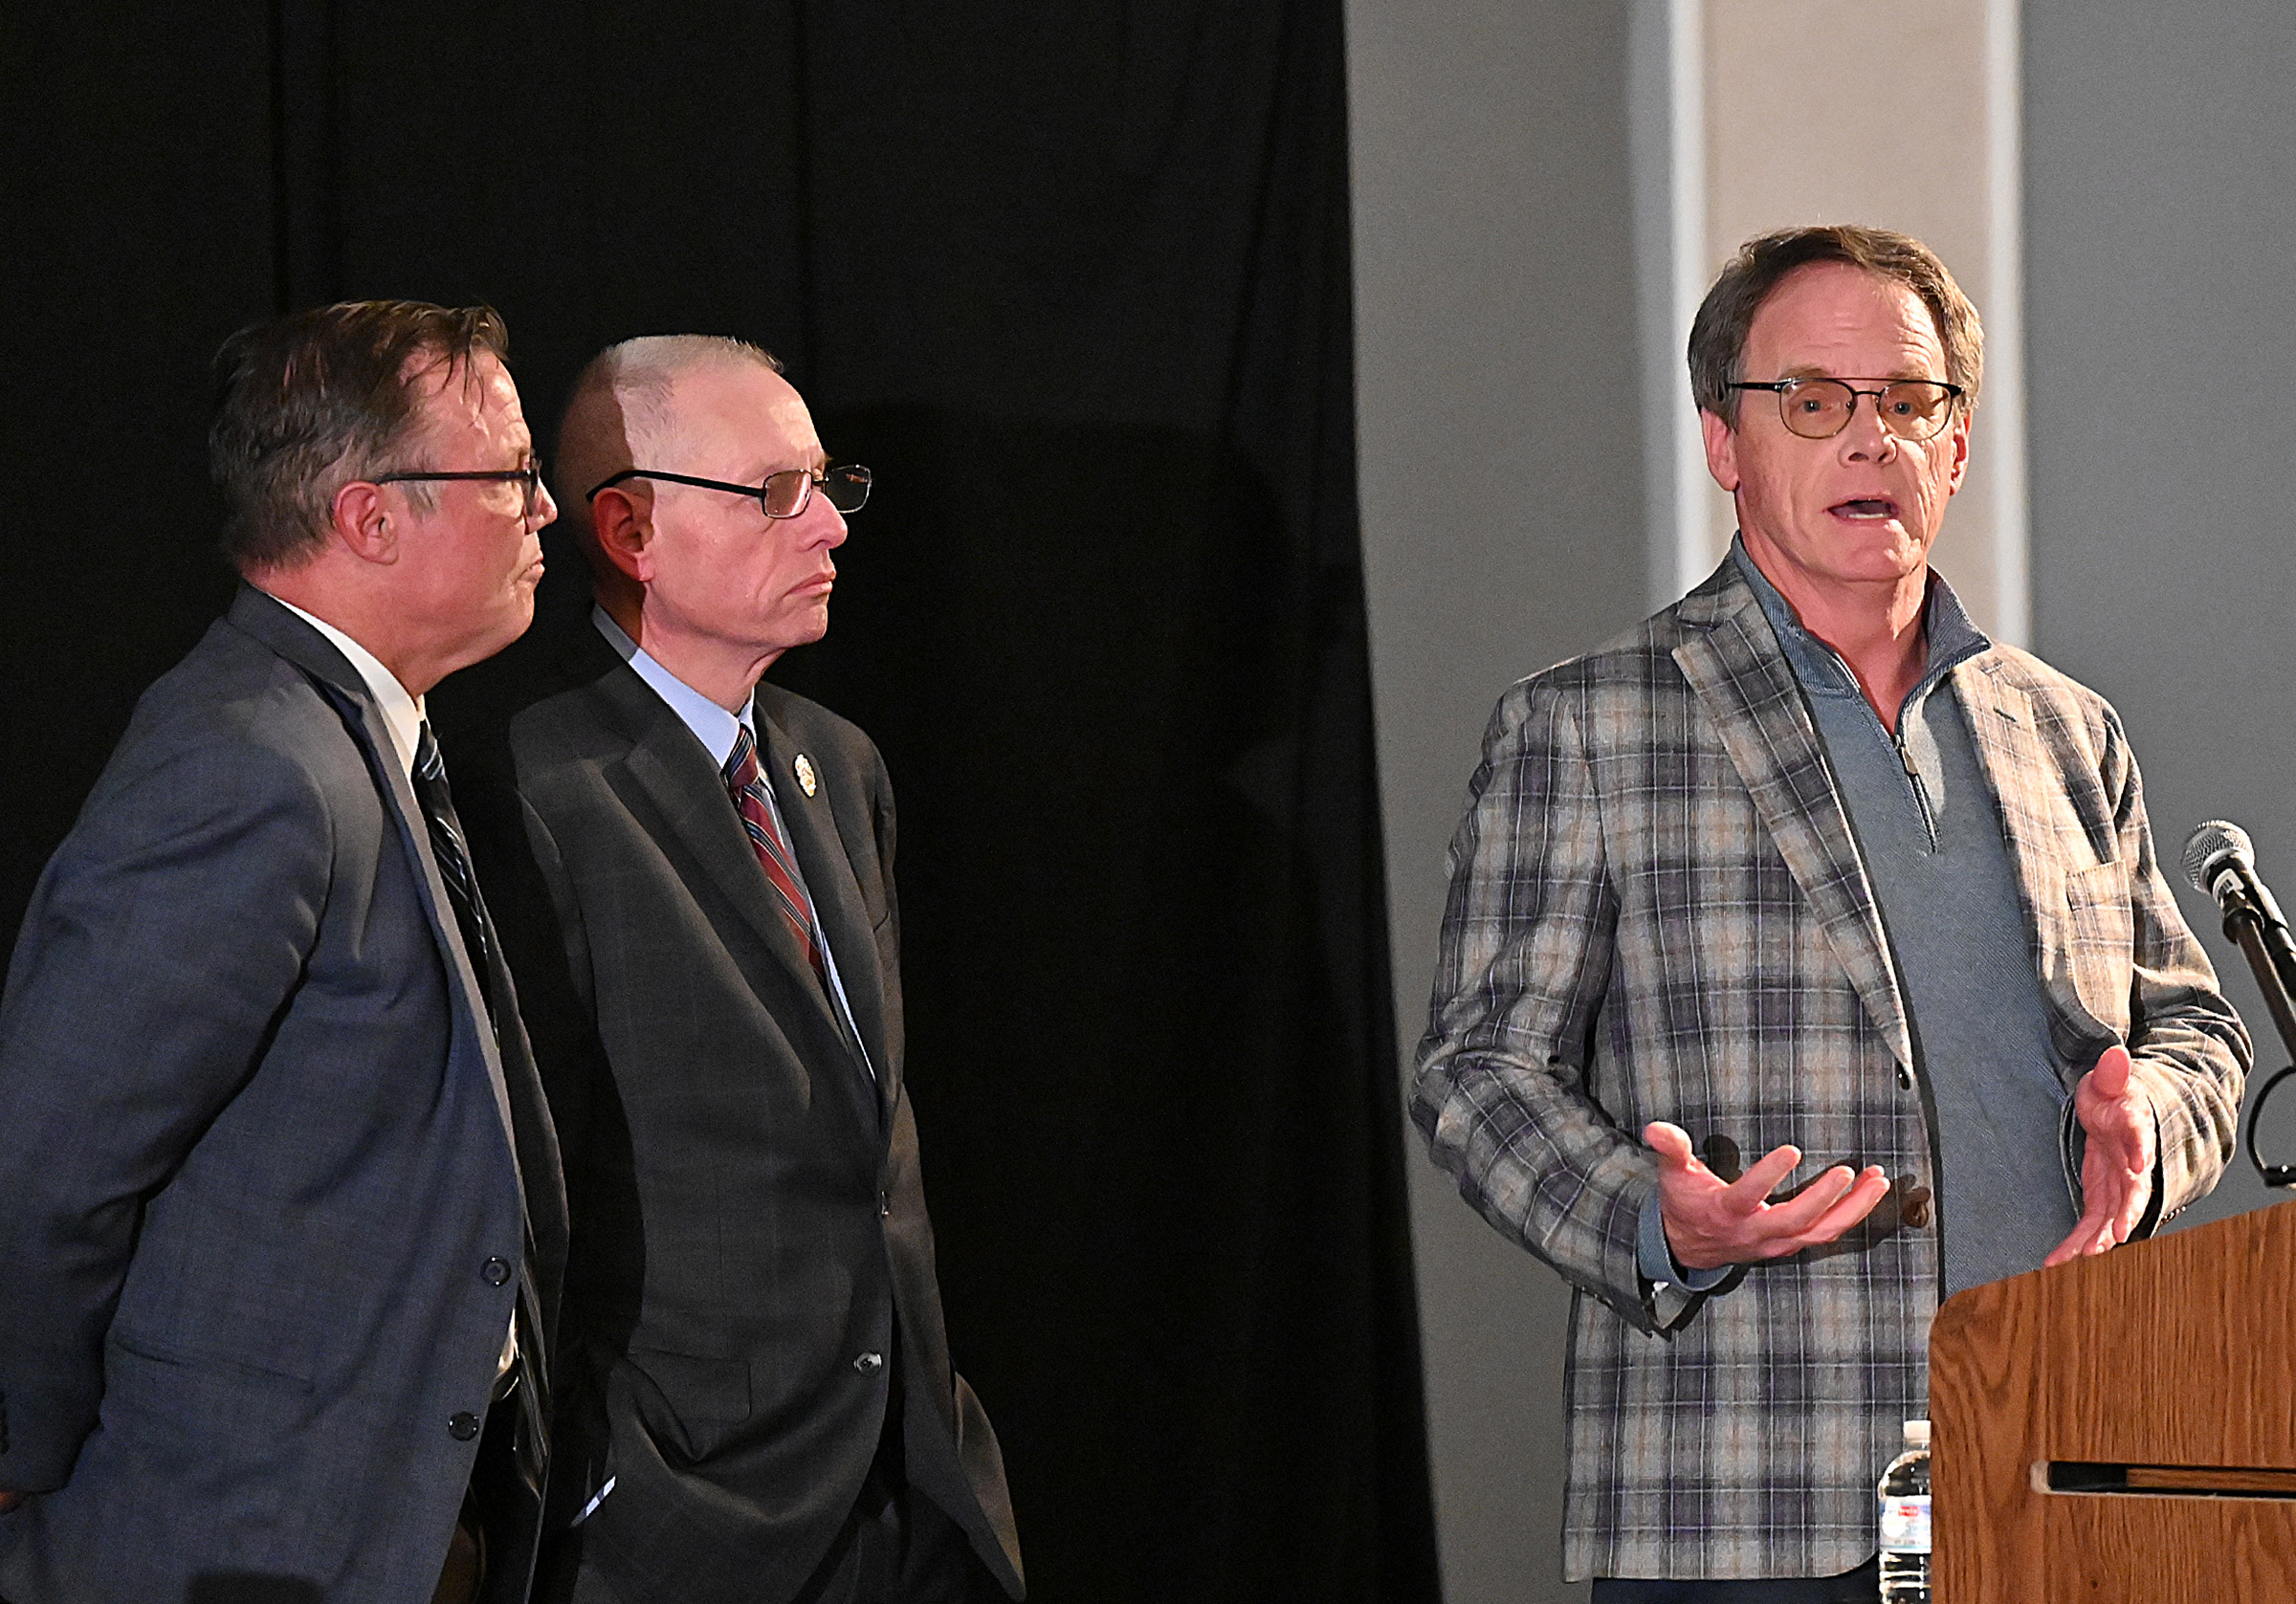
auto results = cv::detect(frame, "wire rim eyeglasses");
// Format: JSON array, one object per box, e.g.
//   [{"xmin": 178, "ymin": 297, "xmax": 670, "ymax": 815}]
[
  {"xmin": 1727, "ymin": 377, "xmax": 1965, "ymax": 443},
  {"xmin": 585, "ymin": 464, "xmax": 872, "ymax": 519},
  {"xmin": 370, "ymin": 461, "xmax": 548, "ymax": 516}
]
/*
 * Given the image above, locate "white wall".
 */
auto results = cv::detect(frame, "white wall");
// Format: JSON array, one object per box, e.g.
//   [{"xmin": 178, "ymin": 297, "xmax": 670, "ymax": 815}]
[
  {"xmin": 1346, "ymin": 6, "xmax": 1647, "ymax": 1599},
  {"xmin": 2024, "ymin": 0, "xmax": 2296, "ymax": 1233}
]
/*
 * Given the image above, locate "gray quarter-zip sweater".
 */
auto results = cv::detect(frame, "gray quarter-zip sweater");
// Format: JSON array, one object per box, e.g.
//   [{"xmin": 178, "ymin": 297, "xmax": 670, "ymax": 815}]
[{"xmin": 1638, "ymin": 540, "xmax": 2078, "ymax": 1298}]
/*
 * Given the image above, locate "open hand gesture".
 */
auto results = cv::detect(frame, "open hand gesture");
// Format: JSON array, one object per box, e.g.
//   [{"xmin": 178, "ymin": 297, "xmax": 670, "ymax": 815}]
[
  {"xmin": 2043, "ymin": 1044, "xmax": 2154, "ymax": 1268},
  {"xmin": 1645, "ymin": 1122, "xmax": 1891, "ymax": 1272}
]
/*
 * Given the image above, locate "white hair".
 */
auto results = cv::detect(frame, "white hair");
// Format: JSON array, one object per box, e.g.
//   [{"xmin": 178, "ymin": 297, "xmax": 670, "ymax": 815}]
[{"xmin": 553, "ymin": 334, "xmax": 783, "ymax": 523}]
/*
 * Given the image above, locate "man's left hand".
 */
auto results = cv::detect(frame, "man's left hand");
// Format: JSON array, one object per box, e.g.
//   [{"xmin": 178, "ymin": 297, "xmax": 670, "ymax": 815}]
[{"xmin": 2043, "ymin": 1044, "xmax": 2155, "ymax": 1268}]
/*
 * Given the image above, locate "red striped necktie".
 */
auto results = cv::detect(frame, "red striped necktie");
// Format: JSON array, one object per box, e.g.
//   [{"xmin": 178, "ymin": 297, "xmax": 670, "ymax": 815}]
[{"xmin": 723, "ymin": 724, "xmax": 828, "ymax": 984}]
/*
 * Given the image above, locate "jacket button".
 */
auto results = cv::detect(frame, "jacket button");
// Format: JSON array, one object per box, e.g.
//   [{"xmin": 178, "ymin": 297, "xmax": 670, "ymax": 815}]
[
  {"xmin": 853, "ymin": 1351, "xmax": 884, "ymax": 1373},
  {"xmin": 481, "ymin": 1257, "xmax": 512, "ymax": 1286},
  {"xmin": 1897, "ymin": 1178, "xmax": 1933, "ymax": 1229},
  {"xmin": 878, "ymin": 1190, "xmax": 891, "ymax": 1218},
  {"xmin": 448, "ymin": 1412, "xmax": 482, "ymax": 1440}
]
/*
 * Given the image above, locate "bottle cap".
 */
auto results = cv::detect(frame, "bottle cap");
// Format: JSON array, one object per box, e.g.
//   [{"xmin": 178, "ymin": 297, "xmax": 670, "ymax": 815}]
[{"xmin": 1904, "ymin": 1419, "xmax": 1931, "ymax": 1447}]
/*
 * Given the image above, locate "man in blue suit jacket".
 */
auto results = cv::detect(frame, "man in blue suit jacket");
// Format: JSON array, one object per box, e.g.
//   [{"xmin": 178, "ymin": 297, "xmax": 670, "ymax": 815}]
[{"xmin": 0, "ymin": 301, "xmax": 567, "ymax": 1604}]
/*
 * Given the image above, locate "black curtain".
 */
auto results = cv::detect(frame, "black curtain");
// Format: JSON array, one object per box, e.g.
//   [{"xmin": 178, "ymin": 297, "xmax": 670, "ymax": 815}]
[{"xmin": 3, "ymin": 6, "xmax": 1439, "ymax": 1599}]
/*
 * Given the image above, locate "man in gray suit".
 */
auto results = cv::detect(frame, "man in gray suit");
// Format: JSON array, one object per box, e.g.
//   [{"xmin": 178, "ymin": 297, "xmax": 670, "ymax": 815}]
[
  {"xmin": 433, "ymin": 336, "xmax": 1022, "ymax": 1604},
  {"xmin": 0, "ymin": 301, "xmax": 567, "ymax": 1604}
]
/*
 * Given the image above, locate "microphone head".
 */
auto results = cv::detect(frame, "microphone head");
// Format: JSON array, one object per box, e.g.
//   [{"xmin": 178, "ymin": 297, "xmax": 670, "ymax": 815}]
[{"xmin": 2184, "ymin": 820, "xmax": 2255, "ymax": 894}]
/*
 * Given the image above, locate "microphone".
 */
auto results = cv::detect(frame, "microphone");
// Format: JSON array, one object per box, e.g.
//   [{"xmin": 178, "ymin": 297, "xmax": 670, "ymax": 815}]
[
  {"xmin": 2184, "ymin": 821, "xmax": 2292, "ymax": 932},
  {"xmin": 2183, "ymin": 822, "xmax": 2296, "ymax": 1024},
  {"xmin": 2183, "ymin": 821, "xmax": 2296, "ymax": 1186}
]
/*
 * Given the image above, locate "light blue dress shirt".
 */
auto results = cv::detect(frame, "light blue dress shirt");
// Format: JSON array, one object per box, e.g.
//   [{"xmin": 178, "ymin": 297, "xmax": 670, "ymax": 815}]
[{"xmin": 591, "ymin": 605, "xmax": 876, "ymax": 1085}]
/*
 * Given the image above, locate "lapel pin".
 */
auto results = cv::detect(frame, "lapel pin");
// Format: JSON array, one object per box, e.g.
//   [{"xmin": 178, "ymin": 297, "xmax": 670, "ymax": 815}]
[{"xmin": 793, "ymin": 754, "xmax": 818, "ymax": 798}]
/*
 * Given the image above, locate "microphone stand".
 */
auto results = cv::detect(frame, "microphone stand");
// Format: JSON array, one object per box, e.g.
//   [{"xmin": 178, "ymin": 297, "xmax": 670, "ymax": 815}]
[{"xmin": 2217, "ymin": 880, "xmax": 2296, "ymax": 1187}]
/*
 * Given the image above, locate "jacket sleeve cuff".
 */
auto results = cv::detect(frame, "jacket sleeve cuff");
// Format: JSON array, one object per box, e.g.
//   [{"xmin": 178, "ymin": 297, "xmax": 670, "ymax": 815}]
[{"xmin": 1637, "ymin": 1185, "xmax": 1731, "ymax": 1292}]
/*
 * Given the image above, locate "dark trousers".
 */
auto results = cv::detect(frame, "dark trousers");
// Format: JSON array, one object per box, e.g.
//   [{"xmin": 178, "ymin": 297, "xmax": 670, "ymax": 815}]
[
  {"xmin": 785, "ymin": 1456, "xmax": 988, "ymax": 1604},
  {"xmin": 1591, "ymin": 1555, "xmax": 1881, "ymax": 1602},
  {"xmin": 433, "ymin": 1385, "xmax": 544, "ymax": 1604},
  {"xmin": 550, "ymin": 1447, "xmax": 991, "ymax": 1604}
]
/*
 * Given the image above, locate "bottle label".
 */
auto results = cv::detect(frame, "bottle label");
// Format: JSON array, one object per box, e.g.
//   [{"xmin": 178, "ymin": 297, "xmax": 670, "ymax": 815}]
[{"xmin": 1878, "ymin": 1494, "xmax": 1932, "ymax": 1553}]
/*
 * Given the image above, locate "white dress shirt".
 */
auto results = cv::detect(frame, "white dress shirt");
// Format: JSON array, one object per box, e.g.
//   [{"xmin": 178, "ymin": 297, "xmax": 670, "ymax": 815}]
[
  {"xmin": 263, "ymin": 592, "xmax": 519, "ymax": 1379},
  {"xmin": 267, "ymin": 596, "xmax": 424, "ymax": 780}
]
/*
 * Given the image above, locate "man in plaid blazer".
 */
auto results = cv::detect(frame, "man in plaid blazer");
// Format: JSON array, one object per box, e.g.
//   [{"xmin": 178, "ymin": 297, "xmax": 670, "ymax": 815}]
[{"xmin": 1413, "ymin": 226, "xmax": 2248, "ymax": 1598}]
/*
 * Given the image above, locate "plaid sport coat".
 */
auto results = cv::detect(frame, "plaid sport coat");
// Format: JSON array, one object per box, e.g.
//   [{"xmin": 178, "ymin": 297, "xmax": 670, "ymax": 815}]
[{"xmin": 1412, "ymin": 558, "xmax": 2248, "ymax": 1581}]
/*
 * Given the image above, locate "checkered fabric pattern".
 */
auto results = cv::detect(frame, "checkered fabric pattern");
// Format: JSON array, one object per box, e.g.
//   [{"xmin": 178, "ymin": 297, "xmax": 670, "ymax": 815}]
[{"xmin": 1412, "ymin": 560, "xmax": 2247, "ymax": 1581}]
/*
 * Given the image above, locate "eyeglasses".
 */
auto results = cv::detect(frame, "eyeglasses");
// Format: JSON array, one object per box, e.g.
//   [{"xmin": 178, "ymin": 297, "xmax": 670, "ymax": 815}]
[
  {"xmin": 371, "ymin": 461, "xmax": 548, "ymax": 516},
  {"xmin": 1727, "ymin": 378, "xmax": 1965, "ymax": 442},
  {"xmin": 585, "ymin": 464, "xmax": 872, "ymax": 519}
]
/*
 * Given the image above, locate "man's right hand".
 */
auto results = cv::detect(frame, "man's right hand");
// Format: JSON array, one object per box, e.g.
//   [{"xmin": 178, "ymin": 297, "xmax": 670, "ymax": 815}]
[
  {"xmin": 1645, "ymin": 1121, "xmax": 1892, "ymax": 1271},
  {"xmin": 0, "ymin": 1489, "xmax": 22, "ymax": 1515}
]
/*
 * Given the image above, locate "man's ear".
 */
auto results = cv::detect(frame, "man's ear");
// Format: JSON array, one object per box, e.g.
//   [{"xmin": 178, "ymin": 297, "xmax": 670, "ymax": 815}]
[
  {"xmin": 1699, "ymin": 407, "xmax": 1741, "ymax": 494},
  {"xmin": 1942, "ymin": 407, "xmax": 1972, "ymax": 496},
  {"xmin": 588, "ymin": 487, "xmax": 654, "ymax": 583},
  {"xmin": 329, "ymin": 479, "xmax": 396, "ymax": 564}
]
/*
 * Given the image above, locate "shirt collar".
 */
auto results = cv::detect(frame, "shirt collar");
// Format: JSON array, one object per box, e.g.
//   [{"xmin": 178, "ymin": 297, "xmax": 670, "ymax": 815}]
[
  {"xmin": 264, "ymin": 594, "xmax": 425, "ymax": 780},
  {"xmin": 591, "ymin": 604, "xmax": 756, "ymax": 771},
  {"xmin": 1728, "ymin": 534, "xmax": 1989, "ymax": 702}
]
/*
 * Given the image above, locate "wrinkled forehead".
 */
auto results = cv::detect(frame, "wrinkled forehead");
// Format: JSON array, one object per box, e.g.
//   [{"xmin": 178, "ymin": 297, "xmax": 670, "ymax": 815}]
[
  {"xmin": 406, "ymin": 344, "xmax": 520, "ymax": 412},
  {"xmin": 1745, "ymin": 262, "xmax": 1946, "ymax": 376},
  {"xmin": 661, "ymin": 360, "xmax": 820, "ymax": 466}
]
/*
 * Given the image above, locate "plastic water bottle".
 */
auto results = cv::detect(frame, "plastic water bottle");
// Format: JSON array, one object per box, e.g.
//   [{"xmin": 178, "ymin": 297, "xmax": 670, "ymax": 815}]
[{"xmin": 1877, "ymin": 1418, "xmax": 1932, "ymax": 1602}]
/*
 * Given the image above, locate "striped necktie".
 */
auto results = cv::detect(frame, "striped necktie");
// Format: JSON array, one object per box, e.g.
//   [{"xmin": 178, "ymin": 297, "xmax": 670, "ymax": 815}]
[
  {"xmin": 412, "ymin": 720, "xmax": 497, "ymax": 1015},
  {"xmin": 408, "ymin": 720, "xmax": 547, "ymax": 1481},
  {"xmin": 724, "ymin": 724, "xmax": 828, "ymax": 983}
]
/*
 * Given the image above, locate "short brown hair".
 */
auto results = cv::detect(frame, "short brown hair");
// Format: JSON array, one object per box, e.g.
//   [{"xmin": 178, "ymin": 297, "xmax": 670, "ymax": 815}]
[
  {"xmin": 210, "ymin": 300, "xmax": 511, "ymax": 571},
  {"xmin": 1688, "ymin": 225, "xmax": 1982, "ymax": 426}
]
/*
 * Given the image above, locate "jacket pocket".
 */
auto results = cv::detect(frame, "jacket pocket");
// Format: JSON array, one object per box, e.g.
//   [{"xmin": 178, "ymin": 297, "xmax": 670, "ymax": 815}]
[
  {"xmin": 107, "ymin": 1327, "xmax": 317, "ymax": 1395},
  {"xmin": 105, "ymin": 1193, "xmax": 370, "ymax": 1391},
  {"xmin": 624, "ymin": 1346, "xmax": 751, "ymax": 1424}
]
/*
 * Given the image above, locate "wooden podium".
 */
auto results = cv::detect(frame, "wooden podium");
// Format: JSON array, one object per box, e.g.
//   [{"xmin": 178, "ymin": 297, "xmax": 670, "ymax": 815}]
[{"xmin": 1931, "ymin": 1198, "xmax": 2296, "ymax": 1599}]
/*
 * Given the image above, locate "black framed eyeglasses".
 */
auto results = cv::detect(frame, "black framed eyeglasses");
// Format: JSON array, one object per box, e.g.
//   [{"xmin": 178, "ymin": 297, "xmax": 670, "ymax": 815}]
[
  {"xmin": 1728, "ymin": 377, "xmax": 1965, "ymax": 442},
  {"xmin": 371, "ymin": 460, "xmax": 548, "ymax": 516},
  {"xmin": 585, "ymin": 464, "xmax": 872, "ymax": 519}
]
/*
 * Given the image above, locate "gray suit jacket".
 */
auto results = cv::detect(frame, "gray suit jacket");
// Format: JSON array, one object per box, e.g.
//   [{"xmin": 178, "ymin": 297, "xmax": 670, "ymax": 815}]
[
  {"xmin": 0, "ymin": 586, "xmax": 566, "ymax": 1604},
  {"xmin": 1413, "ymin": 559, "xmax": 2248, "ymax": 1580},
  {"xmin": 435, "ymin": 621, "xmax": 1022, "ymax": 1604}
]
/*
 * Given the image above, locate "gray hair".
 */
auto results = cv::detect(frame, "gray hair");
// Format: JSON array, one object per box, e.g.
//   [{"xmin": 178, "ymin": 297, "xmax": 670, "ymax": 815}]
[{"xmin": 553, "ymin": 334, "xmax": 784, "ymax": 519}]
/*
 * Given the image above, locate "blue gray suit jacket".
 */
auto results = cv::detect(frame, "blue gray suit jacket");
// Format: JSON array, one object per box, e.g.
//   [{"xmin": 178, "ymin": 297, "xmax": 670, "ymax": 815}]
[{"xmin": 0, "ymin": 586, "xmax": 567, "ymax": 1604}]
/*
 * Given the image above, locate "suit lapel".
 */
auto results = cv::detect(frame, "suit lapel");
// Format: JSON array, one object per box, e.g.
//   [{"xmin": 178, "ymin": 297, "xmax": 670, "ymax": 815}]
[
  {"xmin": 226, "ymin": 586, "xmax": 529, "ymax": 1168},
  {"xmin": 756, "ymin": 703, "xmax": 892, "ymax": 1117},
  {"xmin": 1953, "ymin": 657, "xmax": 2115, "ymax": 1042},
  {"xmin": 1671, "ymin": 576, "xmax": 1914, "ymax": 1072},
  {"xmin": 591, "ymin": 672, "xmax": 839, "ymax": 1034}
]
